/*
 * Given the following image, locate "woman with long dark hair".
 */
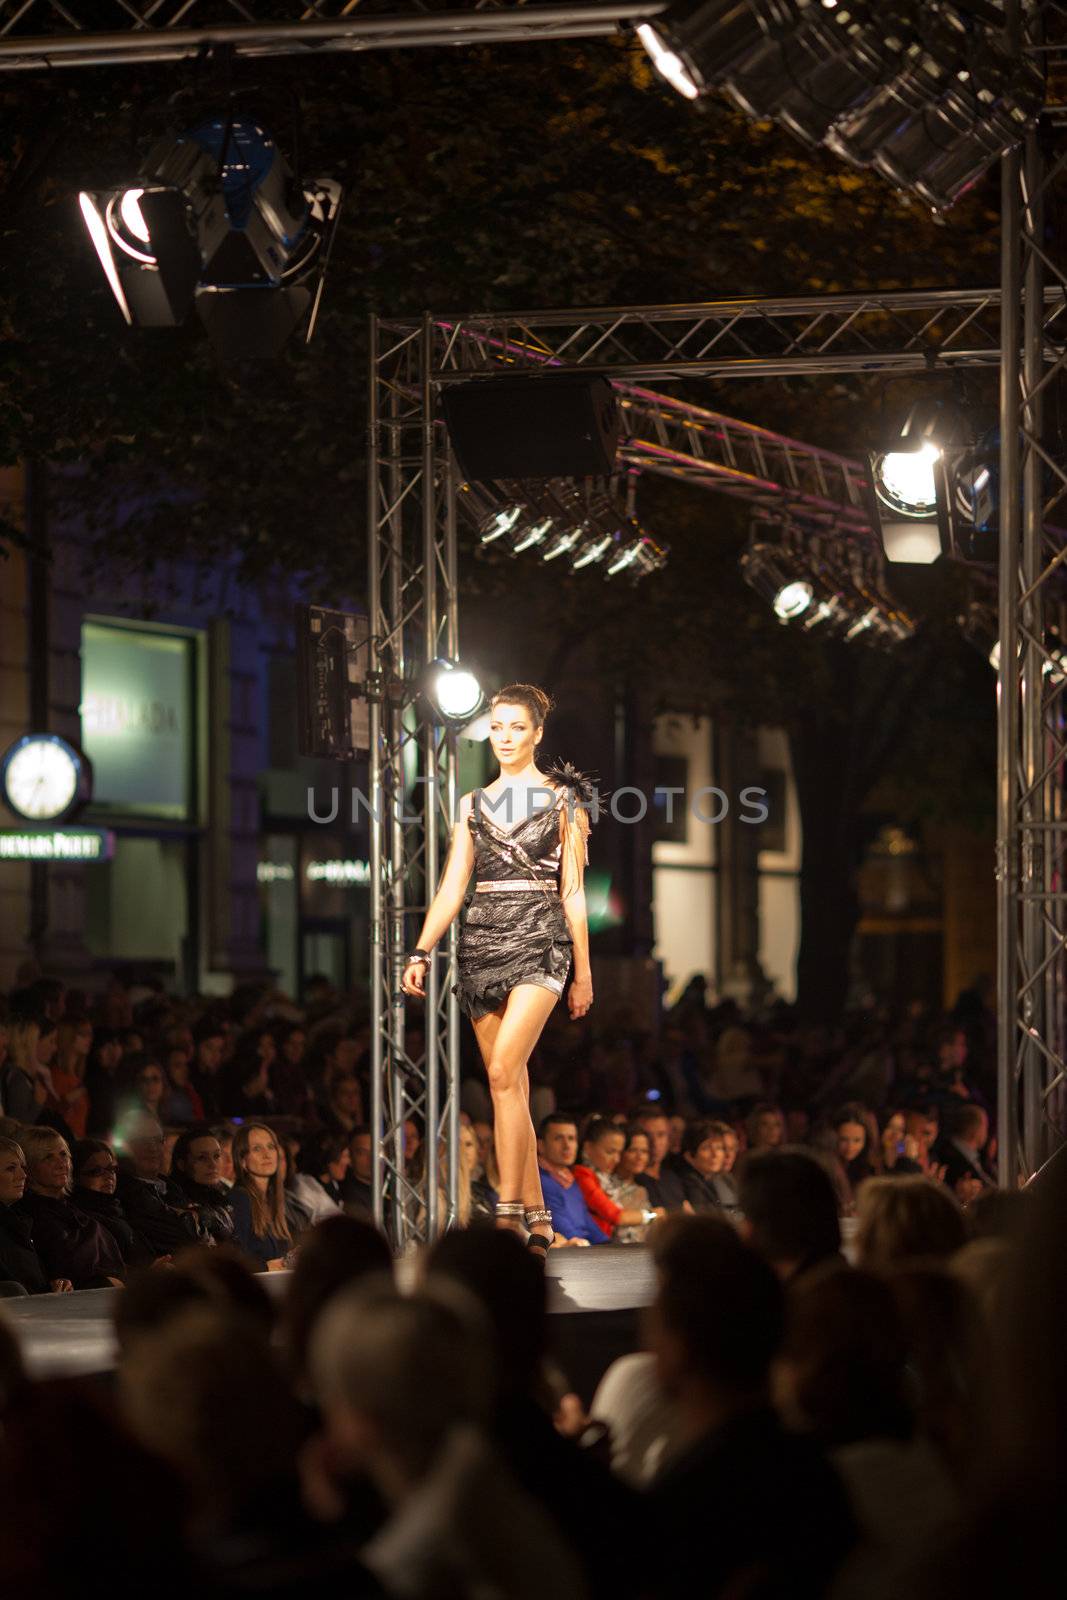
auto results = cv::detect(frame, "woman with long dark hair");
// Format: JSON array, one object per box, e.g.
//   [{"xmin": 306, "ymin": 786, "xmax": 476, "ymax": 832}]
[
  {"xmin": 402, "ymin": 684, "xmax": 593, "ymax": 1256},
  {"xmin": 230, "ymin": 1122, "xmax": 292, "ymax": 1271}
]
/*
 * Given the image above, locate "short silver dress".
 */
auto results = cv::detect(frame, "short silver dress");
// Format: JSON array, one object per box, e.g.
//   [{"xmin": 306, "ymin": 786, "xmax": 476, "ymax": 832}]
[{"xmin": 454, "ymin": 770, "xmax": 589, "ymax": 1021}]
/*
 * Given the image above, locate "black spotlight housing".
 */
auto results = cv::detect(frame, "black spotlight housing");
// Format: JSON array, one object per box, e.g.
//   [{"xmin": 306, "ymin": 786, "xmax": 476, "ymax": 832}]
[{"xmin": 867, "ymin": 399, "xmax": 968, "ymax": 565}]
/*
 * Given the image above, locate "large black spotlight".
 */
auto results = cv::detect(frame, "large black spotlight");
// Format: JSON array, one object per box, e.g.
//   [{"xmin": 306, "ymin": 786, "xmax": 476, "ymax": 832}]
[
  {"xmin": 867, "ymin": 400, "xmax": 966, "ymax": 564},
  {"xmin": 605, "ymin": 522, "xmax": 669, "ymax": 579}
]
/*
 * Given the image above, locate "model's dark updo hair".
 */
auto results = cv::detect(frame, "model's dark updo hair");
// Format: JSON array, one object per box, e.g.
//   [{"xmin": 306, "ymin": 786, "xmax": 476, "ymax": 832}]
[{"xmin": 490, "ymin": 683, "xmax": 553, "ymax": 729}]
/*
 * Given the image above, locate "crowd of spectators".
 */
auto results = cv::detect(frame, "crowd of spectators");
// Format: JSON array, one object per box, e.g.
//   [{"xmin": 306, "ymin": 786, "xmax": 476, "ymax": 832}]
[{"xmin": 0, "ymin": 962, "xmax": 1058, "ymax": 1598}]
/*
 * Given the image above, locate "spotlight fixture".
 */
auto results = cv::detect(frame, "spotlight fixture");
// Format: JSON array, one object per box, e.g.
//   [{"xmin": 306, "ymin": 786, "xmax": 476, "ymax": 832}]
[
  {"xmin": 867, "ymin": 399, "xmax": 967, "ymax": 565},
  {"xmin": 79, "ymin": 111, "xmax": 341, "ymax": 355},
  {"xmin": 636, "ymin": 0, "xmax": 797, "ymax": 105},
  {"xmin": 605, "ymin": 524, "xmax": 670, "ymax": 579},
  {"xmin": 424, "ymin": 659, "xmax": 484, "ymax": 723},
  {"xmin": 740, "ymin": 538, "xmax": 814, "ymax": 623}
]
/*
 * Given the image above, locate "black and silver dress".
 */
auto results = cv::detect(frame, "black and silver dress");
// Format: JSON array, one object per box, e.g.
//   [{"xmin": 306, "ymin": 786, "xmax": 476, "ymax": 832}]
[{"xmin": 454, "ymin": 768, "xmax": 591, "ymax": 1021}]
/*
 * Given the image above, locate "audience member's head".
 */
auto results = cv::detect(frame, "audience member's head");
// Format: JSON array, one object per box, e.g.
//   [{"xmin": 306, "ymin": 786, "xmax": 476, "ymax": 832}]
[
  {"xmin": 581, "ymin": 1116, "xmax": 625, "ymax": 1175},
  {"xmin": 855, "ymin": 1177, "xmax": 967, "ymax": 1271},
  {"xmin": 426, "ymin": 1226, "xmax": 546, "ymax": 1399},
  {"xmin": 830, "ymin": 1103, "xmax": 869, "ymax": 1169},
  {"xmin": 648, "ymin": 1214, "xmax": 785, "ymax": 1412},
  {"xmin": 738, "ymin": 1149, "xmax": 841, "ymax": 1279},
  {"xmin": 775, "ymin": 1262, "xmax": 911, "ymax": 1447},
  {"xmin": 0, "ymin": 1136, "xmax": 28, "ymax": 1209},
  {"xmin": 309, "ymin": 1278, "xmax": 492, "ymax": 1496},
  {"xmin": 71, "ymin": 1139, "xmax": 118, "ymax": 1195},
  {"xmin": 348, "ymin": 1124, "xmax": 373, "ymax": 1187},
  {"xmin": 745, "ymin": 1102, "xmax": 786, "ymax": 1153},
  {"xmin": 114, "ymin": 1109, "xmax": 166, "ymax": 1181},
  {"xmin": 537, "ymin": 1113, "xmax": 579, "ymax": 1170},
  {"xmin": 635, "ymin": 1107, "xmax": 671, "ymax": 1171},
  {"xmin": 170, "ymin": 1125, "xmax": 223, "ymax": 1191},
  {"xmin": 682, "ymin": 1119, "xmax": 726, "ymax": 1176},
  {"xmin": 18, "ymin": 1125, "xmax": 72, "ymax": 1196},
  {"xmin": 280, "ymin": 1213, "xmax": 392, "ymax": 1386}
]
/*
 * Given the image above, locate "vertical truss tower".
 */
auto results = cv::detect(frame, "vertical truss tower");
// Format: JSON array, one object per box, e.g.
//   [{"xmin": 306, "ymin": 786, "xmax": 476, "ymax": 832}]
[{"xmin": 367, "ymin": 315, "xmax": 460, "ymax": 1249}]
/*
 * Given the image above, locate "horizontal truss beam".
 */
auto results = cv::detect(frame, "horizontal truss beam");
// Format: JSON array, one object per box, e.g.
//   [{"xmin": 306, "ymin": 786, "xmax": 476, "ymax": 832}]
[{"xmin": 0, "ymin": 3, "xmax": 659, "ymax": 68}]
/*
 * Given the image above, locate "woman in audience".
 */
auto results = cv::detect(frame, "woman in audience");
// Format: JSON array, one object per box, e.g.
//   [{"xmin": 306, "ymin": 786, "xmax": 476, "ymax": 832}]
[
  {"xmin": 119, "ymin": 1054, "xmax": 169, "ymax": 1123},
  {"xmin": 18, "ymin": 1125, "xmax": 125, "ymax": 1287},
  {"xmin": 745, "ymin": 1101, "xmax": 786, "ymax": 1157},
  {"xmin": 0, "ymin": 1135, "xmax": 68, "ymax": 1292},
  {"xmin": 574, "ymin": 1116, "xmax": 664, "ymax": 1241},
  {"xmin": 70, "ymin": 1137, "xmax": 148, "ymax": 1265},
  {"xmin": 0, "ymin": 1016, "xmax": 46, "ymax": 1126},
  {"xmin": 678, "ymin": 1119, "xmax": 730, "ymax": 1213},
  {"xmin": 161, "ymin": 1044, "xmax": 204, "ymax": 1125},
  {"xmin": 49, "ymin": 1016, "xmax": 93, "ymax": 1140},
  {"xmin": 832, "ymin": 1102, "xmax": 876, "ymax": 1196},
  {"xmin": 461, "ymin": 1120, "xmax": 497, "ymax": 1221},
  {"xmin": 230, "ymin": 1122, "xmax": 293, "ymax": 1271},
  {"xmin": 322, "ymin": 1071, "xmax": 364, "ymax": 1138},
  {"xmin": 84, "ymin": 1025, "xmax": 125, "ymax": 1136},
  {"xmin": 876, "ymin": 1110, "xmax": 923, "ymax": 1176},
  {"xmin": 855, "ymin": 1176, "xmax": 968, "ymax": 1271},
  {"xmin": 169, "ymin": 1125, "xmax": 235, "ymax": 1243}
]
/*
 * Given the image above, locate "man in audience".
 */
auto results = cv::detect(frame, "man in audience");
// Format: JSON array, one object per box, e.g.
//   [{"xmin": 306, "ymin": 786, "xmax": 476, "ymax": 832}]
[
  {"xmin": 115, "ymin": 1110, "xmax": 203, "ymax": 1256},
  {"xmin": 634, "ymin": 1106, "xmax": 686, "ymax": 1209},
  {"xmin": 738, "ymin": 1149, "xmax": 842, "ymax": 1282},
  {"xmin": 536, "ymin": 1113, "xmax": 606, "ymax": 1245},
  {"xmin": 645, "ymin": 1215, "xmax": 855, "ymax": 1597},
  {"xmin": 938, "ymin": 1103, "xmax": 995, "ymax": 1193},
  {"xmin": 342, "ymin": 1126, "xmax": 374, "ymax": 1217}
]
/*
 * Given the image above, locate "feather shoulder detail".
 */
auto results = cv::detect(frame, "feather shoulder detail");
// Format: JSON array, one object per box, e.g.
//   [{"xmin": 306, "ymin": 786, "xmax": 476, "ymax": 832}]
[{"xmin": 542, "ymin": 759, "xmax": 597, "ymax": 809}]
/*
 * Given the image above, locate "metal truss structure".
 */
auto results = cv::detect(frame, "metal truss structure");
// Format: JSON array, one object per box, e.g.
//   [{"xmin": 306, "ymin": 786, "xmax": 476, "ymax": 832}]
[
  {"xmin": 996, "ymin": 27, "xmax": 1067, "ymax": 1182},
  {"xmin": 0, "ymin": 1, "xmax": 659, "ymax": 69},
  {"xmin": 14, "ymin": 0, "xmax": 1067, "ymax": 1206}
]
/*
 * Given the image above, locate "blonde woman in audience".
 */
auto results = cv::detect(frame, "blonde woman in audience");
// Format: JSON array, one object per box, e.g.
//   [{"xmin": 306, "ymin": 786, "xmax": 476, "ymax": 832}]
[
  {"xmin": 0, "ymin": 1017, "xmax": 46, "ymax": 1125},
  {"xmin": 854, "ymin": 1177, "xmax": 967, "ymax": 1271}
]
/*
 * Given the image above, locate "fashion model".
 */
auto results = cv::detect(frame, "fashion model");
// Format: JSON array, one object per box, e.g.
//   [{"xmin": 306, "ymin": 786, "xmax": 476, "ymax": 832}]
[{"xmin": 401, "ymin": 683, "xmax": 593, "ymax": 1255}]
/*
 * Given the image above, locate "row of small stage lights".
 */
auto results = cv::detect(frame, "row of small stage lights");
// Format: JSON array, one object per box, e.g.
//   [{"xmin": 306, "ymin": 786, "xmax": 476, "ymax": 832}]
[
  {"xmin": 458, "ymin": 479, "xmax": 669, "ymax": 581},
  {"xmin": 637, "ymin": 0, "xmax": 1043, "ymax": 214},
  {"xmin": 740, "ymin": 516, "xmax": 917, "ymax": 647}
]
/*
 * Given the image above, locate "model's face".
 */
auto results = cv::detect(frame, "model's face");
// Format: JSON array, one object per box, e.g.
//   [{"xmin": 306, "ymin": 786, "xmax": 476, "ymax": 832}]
[
  {"xmin": 0, "ymin": 1148, "xmax": 27, "ymax": 1206},
  {"xmin": 489, "ymin": 703, "xmax": 541, "ymax": 769},
  {"xmin": 183, "ymin": 1137, "xmax": 222, "ymax": 1187},
  {"xmin": 689, "ymin": 1136, "xmax": 725, "ymax": 1177},
  {"xmin": 620, "ymin": 1134, "xmax": 650, "ymax": 1177},
  {"xmin": 540, "ymin": 1124, "xmax": 578, "ymax": 1168},
  {"xmin": 78, "ymin": 1149, "xmax": 118, "ymax": 1194},
  {"xmin": 587, "ymin": 1131, "xmax": 625, "ymax": 1175},
  {"xmin": 244, "ymin": 1128, "xmax": 278, "ymax": 1179},
  {"xmin": 836, "ymin": 1122, "xmax": 866, "ymax": 1164}
]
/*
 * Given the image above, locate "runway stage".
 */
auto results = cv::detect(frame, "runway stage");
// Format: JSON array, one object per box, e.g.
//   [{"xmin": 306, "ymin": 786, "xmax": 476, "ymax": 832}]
[{"xmin": 4, "ymin": 1246, "xmax": 657, "ymax": 1402}]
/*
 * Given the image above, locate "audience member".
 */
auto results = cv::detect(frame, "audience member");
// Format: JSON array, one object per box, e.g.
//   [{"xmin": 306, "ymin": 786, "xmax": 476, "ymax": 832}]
[
  {"xmin": 342, "ymin": 1125, "xmax": 374, "ymax": 1217},
  {"xmin": 854, "ymin": 1178, "xmax": 967, "ymax": 1272},
  {"xmin": 537, "ymin": 1114, "xmax": 605, "ymax": 1246},
  {"xmin": 114, "ymin": 1109, "xmax": 202, "ymax": 1257},
  {"xmin": 876, "ymin": 1110, "xmax": 923, "ymax": 1176},
  {"xmin": 280, "ymin": 1212, "xmax": 393, "ymax": 1391},
  {"xmin": 633, "ymin": 1107, "xmax": 685, "ymax": 1210},
  {"xmin": 831, "ymin": 1103, "xmax": 876, "ymax": 1194},
  {"xmin": 0, "ymin": 1134, "xmax": 62, "ymax": 1293},
  {"xmin": 573, "ymin": 1116, "xmax": 663, "ymax": 1241},
  {"xmin": 169, "ymin": 1126, "xmax": 235, "ymax": 1243},
  {"xmin": 678, "ymin": 1119, "xmax": 728, "ymax": 1212},
  {"xmin": 49, "ymin": 1016, "xmax": 92, "ymax": 1140},
  {"xmin": 1, "ymin": 1015, "xmax": 46, "ymax": 1125},
  {"xmin": 739, "ymin": 1149, "xmax": 843, "ymax": 1282},
  {"xmin": 18, "ymin": 1125, "xmax": 125, "ymax": 1287},
  {"xmin": 84, "ymin": 1026, "xmax": 125, "ymax": 1136},
  {"xmin": 230, "ymin": 1122, "xmax": 293, "ymax": 1270}
]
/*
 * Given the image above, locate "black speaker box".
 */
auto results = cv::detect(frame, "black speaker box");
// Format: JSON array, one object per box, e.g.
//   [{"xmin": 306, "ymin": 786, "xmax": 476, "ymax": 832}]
[{"xmin": 441, "ymin": 374, "xmax": 621, "ymax": 482}]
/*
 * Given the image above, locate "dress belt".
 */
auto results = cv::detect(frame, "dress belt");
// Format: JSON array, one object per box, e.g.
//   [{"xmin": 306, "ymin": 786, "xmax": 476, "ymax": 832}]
[{"xmin": 475, "ymin": 878, "xmax": 554, "ymax": 893}]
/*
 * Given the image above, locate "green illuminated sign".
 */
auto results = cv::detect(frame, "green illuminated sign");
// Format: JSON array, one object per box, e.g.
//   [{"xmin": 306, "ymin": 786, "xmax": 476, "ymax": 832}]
[
  {"xmin": 0, "ymin": 829, "xmax": 115, "ymax": 862},
  {"xmin": 81, "ymin": 621, "xmax": 195, "ymax": 820}
]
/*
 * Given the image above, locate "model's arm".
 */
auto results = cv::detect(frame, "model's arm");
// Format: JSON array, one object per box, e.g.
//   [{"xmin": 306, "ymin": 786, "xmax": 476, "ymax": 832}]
[
  {"xmin": 401, "ymin": 794, "xmax": 476, "ymax": 996},
  {"xmin": 559, "ymin": 802, "xmax": 593, "ymax": 1019}
]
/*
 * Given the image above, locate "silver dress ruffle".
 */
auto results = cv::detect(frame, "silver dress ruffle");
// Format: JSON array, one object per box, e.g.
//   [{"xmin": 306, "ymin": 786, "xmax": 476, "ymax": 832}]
[{"xmin": 454, "ymin": 785, "xmax": 577, "ymax": 1021}]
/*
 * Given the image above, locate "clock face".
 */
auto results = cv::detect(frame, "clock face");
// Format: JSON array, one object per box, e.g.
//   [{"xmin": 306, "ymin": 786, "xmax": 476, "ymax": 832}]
[{"xmin": 1, "ymin": 736, "xmax": 82, "ymax": 822}]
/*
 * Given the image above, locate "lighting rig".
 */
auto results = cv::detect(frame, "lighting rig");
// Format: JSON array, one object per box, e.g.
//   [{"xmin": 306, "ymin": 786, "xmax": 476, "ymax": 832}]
[
  {"xmin": 458, "ymin": 478, "xmax": 669, "ymax": 581},
  {"xmin": 740, "ymin": 515, "xmax": 916, "ymax": 646},
  {"xmin": 638, "ymin": 0, "xmax": 1043, "ymax": 211}
]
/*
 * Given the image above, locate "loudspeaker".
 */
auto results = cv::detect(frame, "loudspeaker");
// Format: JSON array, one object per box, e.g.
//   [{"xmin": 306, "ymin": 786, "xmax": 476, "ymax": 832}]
[{"xmin": 441, "ymin": 374, "xmax": 622, "ymax": 482}]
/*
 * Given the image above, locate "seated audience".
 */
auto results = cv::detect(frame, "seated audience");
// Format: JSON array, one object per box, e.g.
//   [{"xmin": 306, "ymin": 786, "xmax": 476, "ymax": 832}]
[
  {"xmin": 309, "ymin": 1278, "xmax": 586, "ymax": 1600},
  {"xmin": 645, "ymin": 1215, "xmax": 855, "ymax": 1598},
  {"xmin": 117, "ymin": 1054, "xmax": 169, "ymax": 1123},
  {"xmin": 744, "ymin": 1101, "xmax": 786, "ymax": 1158},
  {"xmin": 160, "ymin": 1045, "xmax": 204, "ymax": 1125},
  {"xmin": 230, "ymin": 1121, "xmax": 293, "ymax": 1271},
  {"xmin": 831, "ymin": 1102, "xmax": 876, "ymax": 1195},
  {"xmin": 678, "ymin": 1119, "xmax": 729, "ymax": 1213},
  {"xmin": 18, "ymin": 1124, "xmax": 125, "ymax": 1287},
  {"xmin": 115, "ymin": 1110, "xmax": 203, "ymax": 1257},
  {"xmin": 84, "ymin": 1026, "xmax": 125, "ymax": 1136},
  {"xmin": 71, "ymin": 1138, "xmax": 153, "ymax": 1265},
  {"xmin": 854, "ymin": 1178, "xmax": 967, "ymax": 1272},
  {"xmin": 938, "ymin": 1103, "xmax": 995, "ymax": 1200},
  {"xmin": 739, "ymin": 1149, "xmax": 843, "ymax": 1282},
  {"xmin": 291, "ymin": 1130, "xmax": 350, "ymax": 1222},
  {"xmin": 342, "ymin": 1125, "xmax": 374, "ymax": 1217},
  {"xmin": 573, "ymin": 1116, "xmax": 664, "ymax": 1241},
  {"xmin": 461, "ymin": 1120, "xmax": 497, "ymax": 1221},
  {"xmin": 0, "ymin": 1134, "xmax": 63, "ymax": 1293},
  {"xmin": 322, "ymin": 1070, "xmax": 364, "ymax": 1138},
  {"xmin": 633, "ymin": 1107, "xmax": 686, "ymax": 1210},
  {"xmin": 169, "ymin": 1125, "xmax": 235, "ymax": 1243},
  {"xmin": 0, "ymin": 1016, "xmax": 46, "ymax": 1126},
  {"xmin": 280, "ymin": 1212, "xmax": 393, "ymax": 1391},
  {"xmin": 49, "ymin": 1016, "xmax": 92, "ymax": 1140},
  {"xmin": 537, "ymin": 1113, "xmax": 606, "ymax": 1246},
  {"xmin": 877, "ymin": 1110, "xmax": 923, "ymax": 1177}
]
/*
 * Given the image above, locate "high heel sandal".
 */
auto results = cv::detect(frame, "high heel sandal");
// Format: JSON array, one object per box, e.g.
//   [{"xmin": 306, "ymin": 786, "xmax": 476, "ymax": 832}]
[{"xmin": 524, "ymin": 1207, "xmax": 554, "ymax": 1258}]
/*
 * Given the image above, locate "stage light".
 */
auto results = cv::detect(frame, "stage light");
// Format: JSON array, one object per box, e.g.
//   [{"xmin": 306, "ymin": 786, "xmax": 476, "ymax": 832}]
[
  {"xmin": 540, "ymin": 525, "xmax": 586, "ymax": 562},
  {"xmin": 479, "ymin": 501, "xmax": 527, "ymax": 545},
  {"xmin": 509, "ymin": 508, "xmax": 556, "ymax": 555},
  {"xmin": 605, "ymin": 527, "xmax": 670, "ymax": 579},
  {"xmin": 425, "ymin": 659, "xmax": 484, "ymax": 722},
  {"xmin": 79, "ymin": 116, "xmax": 341, "ymax": 352},
  {"xmin": 571, "ymin": 530, "xmax": 619, "ymax": 571},
  {"xmin": 740, "ymin": 540, "xmax": 814, "ymax": 623},
  {"xmin": 868, "ymin": 399, "xmax": 967, "ymax": 565},
  {"xmin": 636, "ymin": 0, "xmax": 796, "ymax": 105},
  {"xmin": 875, "ymin": 440, "xmax": 940, "ymax": 518}
]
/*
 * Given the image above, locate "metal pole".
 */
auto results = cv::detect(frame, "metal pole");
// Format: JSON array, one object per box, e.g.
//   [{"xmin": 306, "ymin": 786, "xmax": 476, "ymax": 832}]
[
  {"xmin": 997, "ymin": 140, "xmax": 1022, "ymax": 1188},
  {"xmin": 444, "ymin": 454, "xmax": 461, "ymax": 1229},
  {"xmin": 421, "ymin": 314, "xmax": 441, "ymax": 1241},
  {"xmin": 368, "ymin": 315, "xmax": 386, "ymax": 1229}
]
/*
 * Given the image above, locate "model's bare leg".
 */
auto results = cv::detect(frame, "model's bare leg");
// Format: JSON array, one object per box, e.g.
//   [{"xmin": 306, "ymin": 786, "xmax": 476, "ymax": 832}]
[{"xmin": 472, "ymin": 985, "xmax": 557, "ymax": 1229}]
